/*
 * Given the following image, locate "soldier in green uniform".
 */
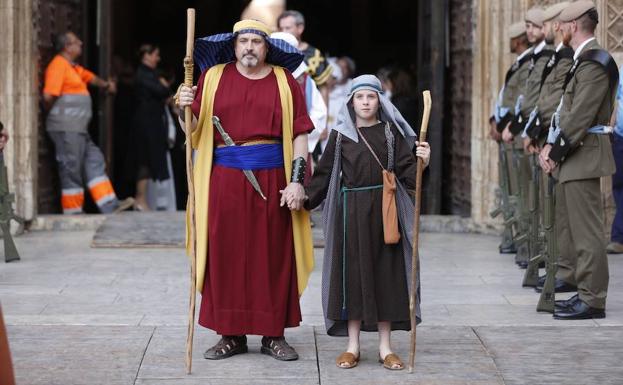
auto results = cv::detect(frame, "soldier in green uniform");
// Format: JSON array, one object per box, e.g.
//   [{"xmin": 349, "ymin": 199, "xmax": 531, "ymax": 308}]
[
  {"xmin": 502, "ymin": 8, "xmax": 546, "ymax": 268},
  {"xmin": 523, "ymin": 2, "xmax": 575, "ymax": 293},
  {"xmin": 490, "ymin": 22, "xmax": 532, "ymax": 254},
  {"xmin": 519, "ymin": 2, "xmax": 575, "ymax": 289},
  {"xmin": 494, "ymin": 23, "xmax": 533, "ymax": 138},
  {"xmin": 540, "ymin": 1, "xmax": 618, "ymax": 320}
]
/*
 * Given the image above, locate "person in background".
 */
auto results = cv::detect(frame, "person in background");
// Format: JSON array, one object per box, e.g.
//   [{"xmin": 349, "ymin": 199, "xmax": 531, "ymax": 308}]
[
  {"xmin": 388, "ymin": 67, "xmax": 420, "ymax": 132},
  {"xmin": 606, "ymin": 64, "xmax": 623, "ymax": 254},
  {"xmin": 132, "ymin": 44, "xmax": 174, "ymax": 211},
  {"xmin": 43, "ymin": 31, "xmax": 134, "ymax": 214},
  {"xmin": 271, "ymin": 31, "xmax": 327, "ymax": 179},
  {"xmin": 322, "ymin": 56, "xmax": 356, "ymax": 153},
  {"xmin": 277, "ymin": 10, "xmax": 333, "ymax": 104}
]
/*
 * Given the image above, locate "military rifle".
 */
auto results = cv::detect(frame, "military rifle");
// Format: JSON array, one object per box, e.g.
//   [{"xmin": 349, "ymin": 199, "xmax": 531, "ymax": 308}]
[{"xmin": 0, "ymin": 154, "xmax": 23, "ymax": 262}]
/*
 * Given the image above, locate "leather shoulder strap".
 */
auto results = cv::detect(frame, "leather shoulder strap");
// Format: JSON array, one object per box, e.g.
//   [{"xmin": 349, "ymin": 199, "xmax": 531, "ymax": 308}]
[
  {"xmin": 562, "ymin": 48, "xmax": 619, "ymax": 93},
  {"xmin": 558, "ymin": 47, "xmax": 574, "ymax": 60},
  {"xmin": 356, "ymin": 126, "xmax": 386, "ymax": 171},
  {"xmin": 580, "ymin": 48, "xmax": 619, "ymax": 90},
  {"xmin": 505, "ymin": 53, "xmax": 532, "ymax": 85}
]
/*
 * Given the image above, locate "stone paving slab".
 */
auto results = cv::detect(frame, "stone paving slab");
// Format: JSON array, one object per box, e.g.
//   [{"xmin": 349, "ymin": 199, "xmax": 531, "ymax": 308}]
[
  {"xmin": 92, "ymin": 212, "xmax": 186, "ymax": 248},
  {"xmin": 475, "ymin": 326, "xmax": 623, "ymax": 385},
  {"xmin": 316, "ymin": 327, "xmax": 503, "ymax": 385},
  {"xmin": 136, "ymin": 326, "xmax": 318, "ymax": 383},
  {"xmin": 7, "ymin": 325, "xmax": 154, "ymax": 385},
  {"xmin": 91, "ymin": 212, "xmax": 327, "ymax": 249}
]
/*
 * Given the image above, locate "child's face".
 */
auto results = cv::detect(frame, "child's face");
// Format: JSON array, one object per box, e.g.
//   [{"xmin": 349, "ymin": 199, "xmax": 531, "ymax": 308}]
[{"xmin": 352, "ymin": 90, "xmax": 379, "ymax": 121}]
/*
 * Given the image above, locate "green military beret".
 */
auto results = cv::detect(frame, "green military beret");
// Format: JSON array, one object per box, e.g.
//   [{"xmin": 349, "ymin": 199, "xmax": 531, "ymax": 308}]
[
  {"xmin": 543, "ymin": 2, "xmax": 570, "ymax": 22},
  {"xmin": 559, "ymin": 0, "xmax": 596, "ymax": 22},
  {"xmin": 509, "ymin": 22, "xmax": 526, "ymax": 39},
  {"xmin": 525, "ymin": 7, "xmax": 546, "ymax": 27}
]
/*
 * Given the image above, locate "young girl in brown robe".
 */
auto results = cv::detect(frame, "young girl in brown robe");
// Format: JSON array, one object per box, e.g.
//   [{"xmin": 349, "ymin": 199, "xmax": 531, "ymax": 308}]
[{"xmin": 304, "ymin": 75, "xmax": 430, "ymax": 370}]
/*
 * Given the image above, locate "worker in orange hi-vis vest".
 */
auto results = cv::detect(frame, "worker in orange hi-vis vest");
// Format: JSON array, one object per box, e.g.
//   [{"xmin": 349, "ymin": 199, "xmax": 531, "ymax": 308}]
[{"xmin": 43, "ymin": 31, "xmax": 134, "ymax": 214}]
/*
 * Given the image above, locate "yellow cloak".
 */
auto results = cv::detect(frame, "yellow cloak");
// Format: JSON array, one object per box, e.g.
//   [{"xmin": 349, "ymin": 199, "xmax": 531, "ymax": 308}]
[{"xmin": 186, "ymin": 64, "xmax": 314, "ymax": 296}]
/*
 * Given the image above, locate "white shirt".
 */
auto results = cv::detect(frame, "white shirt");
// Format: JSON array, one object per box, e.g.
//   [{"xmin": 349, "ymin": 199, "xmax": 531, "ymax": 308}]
[
  {"xmin": 306, "ymin": 78, "xmax": 328, "ymax": 153},
  {"xmin": 573, "ymin": 37, "xmax": 596, "ymax": 61},
  {"xmin": 556, "ymin": 42, "xmax": 564, "ymax": 52},
  {"xmin": 534, "ymin": 40, "xmax": 546, "ymax": 55},
  {"xmin": 322, "ymin": 79, "xmax": 352, "ymax": 151}
]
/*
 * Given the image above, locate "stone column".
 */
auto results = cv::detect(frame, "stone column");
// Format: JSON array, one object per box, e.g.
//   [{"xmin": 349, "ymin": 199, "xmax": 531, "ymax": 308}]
[{"xmin": 0, "ymin": 0, "xmax": 38, "ymax": 221}]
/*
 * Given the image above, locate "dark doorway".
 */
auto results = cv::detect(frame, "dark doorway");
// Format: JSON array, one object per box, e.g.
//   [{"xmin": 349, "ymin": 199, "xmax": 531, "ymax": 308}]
[{"xmin": 103, "ymin": 0, "xmax": 470, "ymax": 215}]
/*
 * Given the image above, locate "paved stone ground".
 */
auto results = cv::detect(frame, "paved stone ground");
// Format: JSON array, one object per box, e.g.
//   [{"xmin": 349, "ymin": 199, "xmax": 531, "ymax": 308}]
[{"xmin": 2, "ymin": 212, "xmax": 623, "ymax": 384}]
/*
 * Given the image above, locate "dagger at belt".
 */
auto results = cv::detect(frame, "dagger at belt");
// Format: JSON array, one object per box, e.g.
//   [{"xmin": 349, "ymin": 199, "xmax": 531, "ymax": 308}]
[{"xmin": 212, "ymin": 116, "xmax": 267, "ymax": 200}]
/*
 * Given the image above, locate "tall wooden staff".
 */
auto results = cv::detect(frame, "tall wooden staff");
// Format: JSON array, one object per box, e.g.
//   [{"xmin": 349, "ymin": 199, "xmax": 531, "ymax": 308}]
[
  {"xmin": 183, "ymin": 8, "xmax": 197, "ymax": 375},
  {"xmin": 408, "ymin": 90, "xmax": 432, "ymax": 373}
]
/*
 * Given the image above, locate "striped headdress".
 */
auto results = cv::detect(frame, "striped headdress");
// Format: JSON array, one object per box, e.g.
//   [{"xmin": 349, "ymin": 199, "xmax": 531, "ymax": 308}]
[{"xmin": 194, "ymin": 19, "xmax": 304, "ymax": 73}]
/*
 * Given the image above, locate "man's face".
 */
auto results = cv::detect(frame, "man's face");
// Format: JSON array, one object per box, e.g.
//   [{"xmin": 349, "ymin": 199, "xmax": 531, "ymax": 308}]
[
  {"xmin": 525, "ymin": 21, "xmax": 544, "ymax": 44},
  {"xmin": 278, "ymin": 16, "xmax": 304, "ymax": 41},
  {"xmin": 65, "ymin": 32, "xmax": 83, "ymax": 59},
  {"xmin": 352, "ymin": 90, "xmax": 379, "ymax": 121},
  {"xmin": 561, "ymin": 21, "xmax": 574, "ymax": 46},
  {"xmin": 235, "ymin": 33, "xmax": 267, "ymax": 68},
  {"xmin": 510, "ymin": 35, "xmax": 524, "ymax": 53},
  {"xmin": 510, "ymin": 36, "xmax": 519, "ymax": 54},
  {"xmin": 337, "ymin": 59, "xmax": 351, "ymax": 82},
  {"xmin": 144, "ymin": 48, "xmax": 161, "ymax": 68},
  {"xmin": 543, "ymin": 20, "xmax": 555, "ymax": 44}
]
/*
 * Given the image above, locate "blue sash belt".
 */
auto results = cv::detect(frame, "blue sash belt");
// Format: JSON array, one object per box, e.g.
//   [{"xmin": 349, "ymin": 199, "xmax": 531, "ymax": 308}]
[{"xmin": 214, "ymin": 143, "xmax": 284, "ymax": 170}]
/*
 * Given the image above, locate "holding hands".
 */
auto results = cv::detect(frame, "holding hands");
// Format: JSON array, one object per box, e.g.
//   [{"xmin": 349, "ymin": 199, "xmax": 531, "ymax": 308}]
[{"xmin": 280, "ymin": 182, "xmax": 306, "ymax": 211}]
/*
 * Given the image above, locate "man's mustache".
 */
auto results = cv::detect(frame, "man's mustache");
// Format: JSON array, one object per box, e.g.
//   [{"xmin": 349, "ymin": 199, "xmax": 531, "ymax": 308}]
[{"xmin": 243, "ymin": 51, "xmax": 258, "ymax": 58}]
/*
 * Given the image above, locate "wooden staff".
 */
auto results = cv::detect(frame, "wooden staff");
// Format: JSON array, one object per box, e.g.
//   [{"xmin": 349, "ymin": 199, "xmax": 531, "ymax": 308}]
[
  {"xmin": 183, "ymin": 8, "xmax": 197, "ymax": 375},
  {"xmin": 408, "ymin": 90, "xmax": 432, "ymax": 373}
]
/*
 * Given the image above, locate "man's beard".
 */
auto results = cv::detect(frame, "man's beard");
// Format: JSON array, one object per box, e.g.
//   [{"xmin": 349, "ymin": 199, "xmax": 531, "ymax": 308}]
[
  {"xmin": 241, "ymin": 52, "xmax": 259, "ymax": 67},
  {"xmin": 545, "ymin": 31, "xmax": 555, "ymax": 45},
  {"xmin": 562, "ymin": 30, "xmax": 571, "ymax": 46}
]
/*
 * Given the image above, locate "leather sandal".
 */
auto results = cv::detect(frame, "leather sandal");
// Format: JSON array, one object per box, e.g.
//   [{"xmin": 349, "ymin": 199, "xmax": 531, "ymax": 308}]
[
  {"xmin": 335, "ymin": 351, "xmax": 359, "ymax": 369},
  {"xmin": 203, "ymin": 335, "xmax": 248, "ymax": 360},
  {"xmin": 379, "ymin": 353, "xmax": 404, "ymax": 370},
  {"xmin": 260, "ymin": 336, "xmax": 299, "ymax": 361}
]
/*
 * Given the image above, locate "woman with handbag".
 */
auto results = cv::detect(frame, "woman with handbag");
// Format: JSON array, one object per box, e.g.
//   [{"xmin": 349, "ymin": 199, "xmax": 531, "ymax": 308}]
[{"xmin": 302, "ymin": 74, "xmax": 430, "ymax": 371}]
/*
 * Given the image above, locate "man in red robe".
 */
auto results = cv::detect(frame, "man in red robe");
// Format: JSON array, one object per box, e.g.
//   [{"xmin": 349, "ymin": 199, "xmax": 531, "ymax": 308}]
[{"xmin": 177, "ymin": 20, "xmax": 313, "ymax": 361}]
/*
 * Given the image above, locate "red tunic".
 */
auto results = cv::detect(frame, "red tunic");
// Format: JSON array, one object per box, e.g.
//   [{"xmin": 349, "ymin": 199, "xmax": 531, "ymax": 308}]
[{"xmin": 192, "ymin": 63, "xmax": 313, "ymax": 336}]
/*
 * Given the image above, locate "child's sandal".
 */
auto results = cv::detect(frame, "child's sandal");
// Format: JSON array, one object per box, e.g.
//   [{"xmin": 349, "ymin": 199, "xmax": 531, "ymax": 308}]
[
  {"xmin": 379, "ymin": 353, "xmax": 404, "ymax": 370},
  {"xmin": 336, "ymin": 352, "xmax": 359, "ymax": 369}
]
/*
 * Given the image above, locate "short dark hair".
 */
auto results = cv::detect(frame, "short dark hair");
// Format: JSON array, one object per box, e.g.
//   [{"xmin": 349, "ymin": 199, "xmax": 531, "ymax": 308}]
[
  {"xmin": 54, "ymin": 32, "xmax": 70, "ymax": 52},
  {"xmin": 137, "ymin": 44, "xmax": 159, "ymax": 61},
  {"xmin": 578, "ymin": 9, "xmax": 598, "ymax": 33},
  {"xmin": 277, "ymin": 10, "xmax": 305, "ymax": 27},
  {"xmin": 389, "ymin": 68, "xmax": 414, "ymax": 98}
]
